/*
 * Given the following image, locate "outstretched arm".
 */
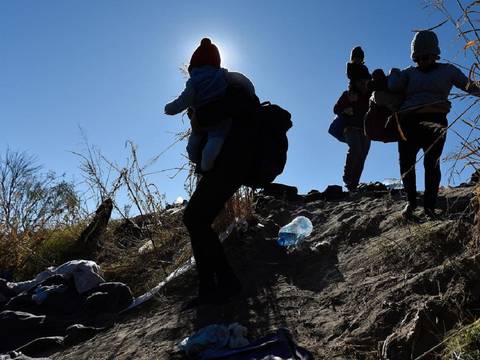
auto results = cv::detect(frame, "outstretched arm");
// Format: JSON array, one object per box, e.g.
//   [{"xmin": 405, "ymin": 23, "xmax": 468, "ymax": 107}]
[
  {"xmin": 450, "ymin": 64, "xmax": 480, "ymax": 96},
  {"xmin": 164, "ymin": 80, "xmax": 196, "ymax": 115}
]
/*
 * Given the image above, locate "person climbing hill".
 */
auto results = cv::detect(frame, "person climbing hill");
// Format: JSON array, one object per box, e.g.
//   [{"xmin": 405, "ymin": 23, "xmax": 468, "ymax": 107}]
[
  {"xmin": 164, "ymin": 38, "xmax": 259, "ymax": 307},
  {"xmin": 388, "ymin": 30, "xmax": 480, "ymax": 219}
]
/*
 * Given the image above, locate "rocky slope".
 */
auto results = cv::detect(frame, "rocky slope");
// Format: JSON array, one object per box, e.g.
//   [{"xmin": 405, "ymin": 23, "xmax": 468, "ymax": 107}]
[{"xmin": 52, "ymin": 186, "xmax": 479, "ymax": 359}]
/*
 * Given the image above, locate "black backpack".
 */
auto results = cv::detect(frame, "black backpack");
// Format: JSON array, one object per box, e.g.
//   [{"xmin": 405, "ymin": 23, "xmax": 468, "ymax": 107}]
[
  {"xmin": 244, "ymin": 101, "xmax": 292, "ymax": 188},
  {"xmin": 195, "ymin": 89, "xmax": 292, "ymax": 188}
]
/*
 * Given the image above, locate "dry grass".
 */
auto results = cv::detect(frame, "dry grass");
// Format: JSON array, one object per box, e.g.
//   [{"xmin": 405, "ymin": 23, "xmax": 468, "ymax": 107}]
[
  {"xmin": 442, "ymin": 319, "xmax": 480, "ymax": 359},
  {"xmin": 0, "ymin": 149, "xmax": 84, "ymax": 279}
]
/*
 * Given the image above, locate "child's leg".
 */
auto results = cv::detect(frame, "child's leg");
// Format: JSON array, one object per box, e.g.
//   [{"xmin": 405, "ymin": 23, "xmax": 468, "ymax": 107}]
[
  {"xmin": 186, "ymin": 132, "xmax": 204, "ymax": 165},
  {"xmin": 201, "ymin": 137, "xmax": 226, "ymax": 172},
  {"xmin": 201, "ymin": 119, "xmax": 232, "ymax": 172}
]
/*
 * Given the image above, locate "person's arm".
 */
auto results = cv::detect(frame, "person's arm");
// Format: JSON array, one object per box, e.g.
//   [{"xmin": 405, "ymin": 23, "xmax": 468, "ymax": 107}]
[
  {"xmin": 450, "ymin": 64, "xmax": 480, "ymax": 95},
  {"xmin": 388, "ymin": 68, "xmax": 408, "ymax": 93},
  {"xmin": 333, "ymin": 92, "xmax": 353, "ymax": 115},
  {"xmin": 164, "ymin": 80, "xmax": 196, "ymax": 115}
]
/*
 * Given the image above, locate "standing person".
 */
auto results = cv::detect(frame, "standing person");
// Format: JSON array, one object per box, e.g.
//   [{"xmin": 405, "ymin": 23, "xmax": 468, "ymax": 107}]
[
  {"xmin": 165, "ymin": 38, "xmax": 258, "ymax": 307},
  {"xmin": 334, "ymin": 46, "xmax": 372, "ymax": 192},
  {"xmin": 388, "ymin": 30, "xmax": 480, "ymax": 219}
]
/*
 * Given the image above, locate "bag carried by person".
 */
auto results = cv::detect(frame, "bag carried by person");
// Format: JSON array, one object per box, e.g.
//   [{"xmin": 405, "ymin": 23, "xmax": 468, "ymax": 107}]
[
  {"xmin": 194, "ymin": 86, "xmax": 291, "ymax": 188},
  {"xmin": 328, "ymin": 115, "xmax": 347, "ymax": 143},
  {"xmin": 244, "ymin": 101, "xmax": 292, "ymax": 188},
  {"xmin": 364, "ymin": 91, "xmax": 405, "ymax": 143}
]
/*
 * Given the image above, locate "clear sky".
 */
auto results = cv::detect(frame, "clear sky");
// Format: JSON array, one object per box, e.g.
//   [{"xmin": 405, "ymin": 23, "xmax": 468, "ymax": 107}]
[{"xmin": 1, "ymin": 0, "xmax": 477, "ymax": 205}]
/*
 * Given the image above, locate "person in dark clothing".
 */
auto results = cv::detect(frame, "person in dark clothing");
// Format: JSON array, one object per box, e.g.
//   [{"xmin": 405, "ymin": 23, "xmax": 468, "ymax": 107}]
[
  {"xmin": 334, "ymin": 46, "xmax": 372, "ymax": 192},
  {"xmin": 166, "ymin": 39, "xmax": 258, "ymax": 307},
  {"xmin": 388, "ymin": 30, "xmax": 480, "ymax": 219},
  {"xmin": 183, "ymin": 109, "xmax": 257, "ymax": 306}
]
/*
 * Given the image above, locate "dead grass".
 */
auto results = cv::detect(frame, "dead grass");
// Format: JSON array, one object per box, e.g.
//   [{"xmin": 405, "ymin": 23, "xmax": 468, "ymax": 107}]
[{"xmin": 443, "ymin": 319, "xmax": 480, "ymax": 360}]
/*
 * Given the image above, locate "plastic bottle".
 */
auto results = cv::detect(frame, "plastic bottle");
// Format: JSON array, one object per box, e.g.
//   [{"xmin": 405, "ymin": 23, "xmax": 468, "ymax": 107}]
[{"xmin": 277, "ymin": 216, "xmax": 313, "ymax": 247}]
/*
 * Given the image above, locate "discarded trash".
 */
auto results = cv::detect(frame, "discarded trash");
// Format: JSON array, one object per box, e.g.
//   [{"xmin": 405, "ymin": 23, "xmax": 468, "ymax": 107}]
[
  {"xmin": 227, "ymin": 323, "xmax": 249, "ymax": 349},
  {"xmin": 277, "ymin": 216, "xmax": 313, "ymax": 247},
  {"xmin": 219, "ymin": 218, "xmax": 248, "ymax": 242},
  {"xmin": 383, "ymin": 178, "xmax": 404, "ymax": 190},
  {"xmin": 182, "ymin": 328, "xmax": 313, "ymax": 360},
  {"xmin": 32, "ymin": 284, "xmax": 68, "ymax": 304},
  {"xmin": 179, "ymin": 323, "xmax": 248, "ymax": 357},
  {"xmin": 138, "ymin": 239, "xmax": 155, "ymax": 255}
]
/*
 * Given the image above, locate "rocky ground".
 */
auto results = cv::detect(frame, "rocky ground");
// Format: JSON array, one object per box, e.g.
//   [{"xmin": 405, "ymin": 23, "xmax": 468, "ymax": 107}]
[{"xmin": 51, "ymin": 186, "xmax": 480, "ymax": 359}]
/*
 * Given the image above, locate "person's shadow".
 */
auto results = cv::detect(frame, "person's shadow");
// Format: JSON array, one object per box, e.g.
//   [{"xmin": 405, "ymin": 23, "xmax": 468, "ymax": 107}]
[{"xmin": 190, "ymin": 222, "xmax": 344, "ymax": 337}]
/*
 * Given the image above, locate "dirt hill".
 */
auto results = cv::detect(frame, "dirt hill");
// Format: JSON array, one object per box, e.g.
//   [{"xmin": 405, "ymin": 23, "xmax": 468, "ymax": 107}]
[{"xmin": 52, "ymin": 186, "xmax": 479, "ymax": 359}]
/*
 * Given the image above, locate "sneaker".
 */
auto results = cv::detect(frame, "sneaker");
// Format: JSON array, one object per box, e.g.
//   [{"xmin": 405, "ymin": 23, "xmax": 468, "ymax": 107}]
[
  {"xmin": 346, "ymin": 184, "xmax": 358, "ymax": 193},
  {"xmin": 401, "ymin": 203, "xmax": 416, "ymax": 219},
  {"xmin": 424, "ymin": 208, "xmax": 438, "ymax": 220}
]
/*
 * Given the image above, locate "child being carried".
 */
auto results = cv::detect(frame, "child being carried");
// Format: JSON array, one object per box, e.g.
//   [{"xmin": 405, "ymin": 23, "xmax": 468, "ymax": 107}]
[{"xmin": 164, "ymin": 38, "xmax": 232, "ymax": 172}]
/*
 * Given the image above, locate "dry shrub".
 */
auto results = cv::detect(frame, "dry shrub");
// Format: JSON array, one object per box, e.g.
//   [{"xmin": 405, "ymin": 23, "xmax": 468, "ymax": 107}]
[
  {"xmin": 213, "ymin": 186, "xmax": 257, "ymax": 233},
  {"xmin": 0, "ymin": 149, "xmax": 82, "ymax": 278}
]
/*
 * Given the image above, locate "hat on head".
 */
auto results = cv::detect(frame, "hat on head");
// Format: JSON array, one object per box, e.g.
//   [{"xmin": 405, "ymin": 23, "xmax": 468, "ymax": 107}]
[
  {"xmin": 190, "ymin": 38, "xmax": 221, "ymax": 69},
  {"xmin": 411, "ymin": 30, "xmax": 440, "ymax": 60},
  {"xmin": 350, "ymin": 46, "xmax": 365, "ymax": 62}
]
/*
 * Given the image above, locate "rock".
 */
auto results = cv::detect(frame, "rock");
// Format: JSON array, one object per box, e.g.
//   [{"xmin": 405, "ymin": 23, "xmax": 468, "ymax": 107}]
[
  {"xmin": 138, "ymin": 239, "xmax": 155, "ymax": 254},
  {"xmin": 323, "ymin": 185, "xmax": 347, "ymax": 201},
  {"xmin": 262, "ymin": 183, "xmax": 301, "ymax": 201},
  {"xmin": 305, "ymin": 190, "xmax": 324, "ymax": 203},
  {"xmin": 64, "ymin": 324, "xmax": 103, "ymax": 346}
]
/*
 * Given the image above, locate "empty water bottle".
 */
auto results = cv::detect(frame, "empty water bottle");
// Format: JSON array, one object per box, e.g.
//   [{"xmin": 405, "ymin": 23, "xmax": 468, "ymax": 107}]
[{"xmin": 277, "ymin": 216, "xmax": 313, "ymax": 247}]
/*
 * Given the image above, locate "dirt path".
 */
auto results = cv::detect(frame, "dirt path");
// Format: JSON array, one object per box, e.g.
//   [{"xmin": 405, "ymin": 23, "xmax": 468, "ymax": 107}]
[{"xmin": 53, "ymin": 187, "xmax": 478, "ymax": 359}]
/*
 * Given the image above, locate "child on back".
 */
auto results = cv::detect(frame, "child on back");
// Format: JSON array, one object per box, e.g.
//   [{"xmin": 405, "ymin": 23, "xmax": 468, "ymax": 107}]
[{"xmin": 164, "ymin": 38, "xmax": 232, "ymax": 173}]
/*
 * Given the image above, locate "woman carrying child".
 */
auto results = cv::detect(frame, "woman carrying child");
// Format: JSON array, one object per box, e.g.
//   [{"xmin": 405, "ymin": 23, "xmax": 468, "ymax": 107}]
[{"xmin": 164, "ymin": 38, "xmax": 258, "ymax": 307}]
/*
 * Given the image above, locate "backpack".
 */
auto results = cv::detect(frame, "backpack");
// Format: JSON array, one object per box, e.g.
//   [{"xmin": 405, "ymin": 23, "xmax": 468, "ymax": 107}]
[
  {"xmin": 244, "ymin": 101, "xmax": 292, "ymax": 188},
  {"xmin": 328, "ymin": 115, "xmax": 347, "ymax": 143},
  {"xmin": 194, "ymin": 88, "xmax": 292, "ymax": 188}
]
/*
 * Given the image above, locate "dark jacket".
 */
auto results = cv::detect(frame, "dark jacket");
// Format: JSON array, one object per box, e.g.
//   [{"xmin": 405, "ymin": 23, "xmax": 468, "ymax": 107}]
[{"xmin": 333, "ymin": 91, "xmax": 370, "ymax": 128}]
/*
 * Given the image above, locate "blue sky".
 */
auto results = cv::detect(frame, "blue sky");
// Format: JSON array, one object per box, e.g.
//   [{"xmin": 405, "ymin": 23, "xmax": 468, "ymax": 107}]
[{"xmin": 1, "ymin": 0, "xmax": 477, "ymax": 205}]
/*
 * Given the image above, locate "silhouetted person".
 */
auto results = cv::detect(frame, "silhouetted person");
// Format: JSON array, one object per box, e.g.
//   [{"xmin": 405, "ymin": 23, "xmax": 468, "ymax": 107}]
[
  {"xmin": 164, "ymin": 38, "xmax": 258, "ymax": 307},
  {"xmin": 334, "ymin": 46, "xmax": 372, "ymax": 192},
  {"xmin": 389, "ymin": 30, "xmax": 480, "ymax": 219}
]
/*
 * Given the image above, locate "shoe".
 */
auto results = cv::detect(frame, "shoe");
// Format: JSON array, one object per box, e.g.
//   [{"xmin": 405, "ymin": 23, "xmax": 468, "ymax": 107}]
[
  {"xmin": 346, "ymin": 184, "xmax": 358, "ymax": 193},
  {"xmin": 424, "ymin": 208, "xmax": 438, "ymax": 220},
  {"xmin": 401, "ymin": 203, "xmax": 416, "ymax": 219}
]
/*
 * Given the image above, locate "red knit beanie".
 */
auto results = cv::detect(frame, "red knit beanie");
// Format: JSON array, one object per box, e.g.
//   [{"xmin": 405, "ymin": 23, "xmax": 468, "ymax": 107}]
[{"xmin": 189, "ymin": 38, "xmax": 221, "ymax": 69}]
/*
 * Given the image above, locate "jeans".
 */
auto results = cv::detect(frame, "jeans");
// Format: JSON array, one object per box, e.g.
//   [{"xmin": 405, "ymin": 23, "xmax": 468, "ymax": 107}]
[
  {"xmin": 398, "ymin": 113, "xmax": 447, "ymax": 209},
  {"xmin": 343, "ymin": 127, "xmax": 371, "ymax": 190}
]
